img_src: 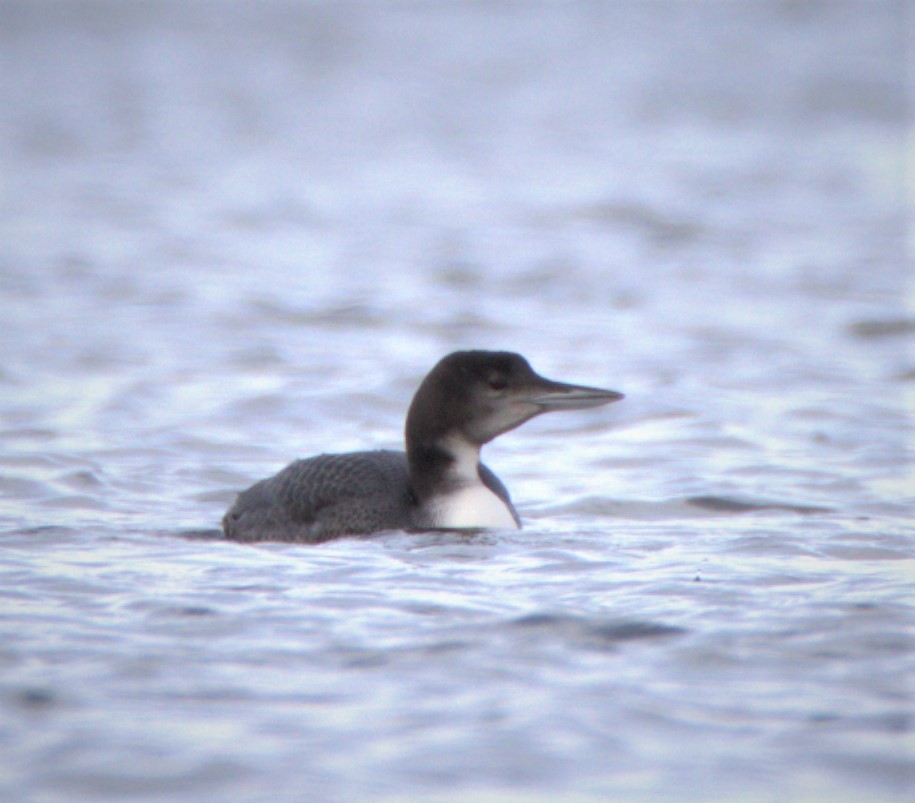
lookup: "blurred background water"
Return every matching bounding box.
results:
[1,1,912,800]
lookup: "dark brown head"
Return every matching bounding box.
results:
[405,351,623,451]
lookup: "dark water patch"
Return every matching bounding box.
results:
[510,612,685,650]
[686,495,832,515]
[339,648,390,669]
[848,318,915,340]
[538,495,834,521]
[566,201,704,246]
[418,639,472,657]
[42,759,254,802]
[0,427,59,442]
[59,469,106,491]
[175,528,225,541]
[532,496,675,520]
[176,605,218,617]
[8,687,58,711]
[4,525,75,539]
[221,584,290,594]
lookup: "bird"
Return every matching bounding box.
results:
[223,350,623,542]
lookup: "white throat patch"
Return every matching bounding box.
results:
[428,437,520,530]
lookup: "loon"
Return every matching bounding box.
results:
[223,350,623,543]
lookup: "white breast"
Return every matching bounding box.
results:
[431,484,520,530]
[425,435,520,530]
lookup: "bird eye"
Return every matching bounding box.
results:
[488,375,508,391]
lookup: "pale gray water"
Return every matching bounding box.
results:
[1,1,912,800]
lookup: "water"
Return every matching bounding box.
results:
[1,1,912,800]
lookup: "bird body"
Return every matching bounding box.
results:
[223,351,622,542]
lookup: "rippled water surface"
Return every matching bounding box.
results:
[1,1,912,800]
